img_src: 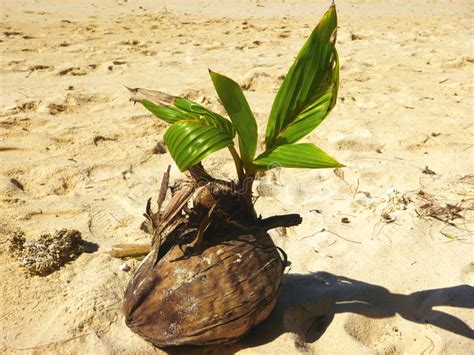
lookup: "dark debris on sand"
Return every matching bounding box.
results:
[7,229,85,276]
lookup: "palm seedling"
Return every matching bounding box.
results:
[123,4,341,347]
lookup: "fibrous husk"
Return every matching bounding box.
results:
[122,172,297,346]
[124,227,283,346]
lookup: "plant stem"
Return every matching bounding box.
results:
[242,173,257,219]
[228,146,256,219]
[228,145,245,184]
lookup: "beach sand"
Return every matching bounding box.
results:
[1,0,473,353]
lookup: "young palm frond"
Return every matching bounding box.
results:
[123,4,342,347]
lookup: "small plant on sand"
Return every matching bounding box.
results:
[123,4,341,347]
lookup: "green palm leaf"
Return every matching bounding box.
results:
[265,5,338,149]
[129,87,235,138]
[128,87,236,171]
[173,97,235,138]
[142,99,189,124]
[253,143,343,170]
[209,70,258,168]
[273,49,339,147]
[164,121,234,171]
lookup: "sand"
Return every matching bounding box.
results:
[1,0,473,353]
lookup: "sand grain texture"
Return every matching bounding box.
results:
[1,0,473,354]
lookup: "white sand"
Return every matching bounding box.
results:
[1,0,473,353]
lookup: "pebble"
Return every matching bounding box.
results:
[120,263,131,272]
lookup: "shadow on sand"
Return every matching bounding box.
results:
[166,272,473,354]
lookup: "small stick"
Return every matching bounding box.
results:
[325,229,362,244]
[108,243,151,258]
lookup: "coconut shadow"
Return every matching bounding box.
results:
[163,272,473,354]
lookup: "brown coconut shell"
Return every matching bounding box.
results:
[122,171,301,347]
[123,227,284,346]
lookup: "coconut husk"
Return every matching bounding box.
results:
[123,167,301,346]
[124,227,283,345]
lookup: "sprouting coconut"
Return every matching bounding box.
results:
[122,4,342,347]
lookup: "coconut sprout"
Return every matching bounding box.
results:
[122,4,341,347]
